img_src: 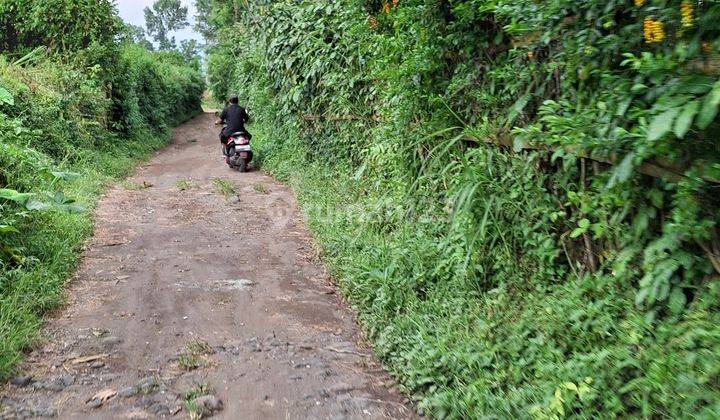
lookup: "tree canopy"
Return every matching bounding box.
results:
[143,0,189,50]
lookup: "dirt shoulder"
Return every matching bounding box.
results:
[0,113,413,419]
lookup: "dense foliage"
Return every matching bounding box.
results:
[202,0,720,417]
[144,0,190,50]
[0,0,121,53]
[0,1,203,378]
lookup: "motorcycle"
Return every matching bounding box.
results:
[215,110,253,172]
[223,131,253,172]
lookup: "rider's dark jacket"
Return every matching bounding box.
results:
[220,104,249,140]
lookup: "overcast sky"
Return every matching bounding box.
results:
[116,0,201,45]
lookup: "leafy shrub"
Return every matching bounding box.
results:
[112,45,204,135]
[202,0,720,417]
[0,0,121,54]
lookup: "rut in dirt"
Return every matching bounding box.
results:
[0,113,414,419]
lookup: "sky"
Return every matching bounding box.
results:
[116,0,201,45]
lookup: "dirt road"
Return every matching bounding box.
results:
[1,113,413,419]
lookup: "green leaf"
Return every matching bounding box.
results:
[631,83,647,93]
[673,100,699,138]
[0,224,20,234]
[668,287,686,314]
[696,84,720,129]
[51,171,81,181]
[570,227,585,238]
[607,152,635,188]
[24,199,52,211]
[578,218,590,229]
[507,93,530,124]
[0,188,33,203]
[0,86,13,105]
[563,382,578,392]
[57,203,85,214]
[647,107,680,141]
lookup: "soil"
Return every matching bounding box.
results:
[0,113,414,419]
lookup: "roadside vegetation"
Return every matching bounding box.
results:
[178,340,214,371]
[212,177,236,197]
[0,1,203,378]
[200,0,720,417]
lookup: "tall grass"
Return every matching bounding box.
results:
[249,115,720,417]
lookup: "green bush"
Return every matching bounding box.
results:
[0,0,121,54]
[202,0,720,417]
[112,45,204,135]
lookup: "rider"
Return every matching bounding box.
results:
[216,94,250,153]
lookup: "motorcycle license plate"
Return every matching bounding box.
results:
[235,145,252,151]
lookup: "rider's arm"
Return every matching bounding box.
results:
[215,110,225,126]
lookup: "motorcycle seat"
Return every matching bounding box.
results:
[231,132,247,137]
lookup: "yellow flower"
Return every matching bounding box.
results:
[643,18,665,44]
[392,0,399,8]
[653,20,665,42]
[643,18,654,43]
[527,51,534,59]
[680,2,693,28]
[382,1,390,14]
[634,0,645,7]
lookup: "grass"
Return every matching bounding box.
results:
[176,179,199,191]
[178,339,213,371]
[212,178,235,197]
[253,183,268,194]
[249,120,720,417]
[183,382,213,420]
[120,180,152,190]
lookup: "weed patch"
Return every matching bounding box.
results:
[253,183,268,194]
[212,178,235,197]
[120,180,150,190]
[176,179,199,191]
[178,340,213,371]
[183,382,213,420]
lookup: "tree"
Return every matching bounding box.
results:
[124,24,146,43]
[194,0,241,44]
[179,39,203,67]
[119,24,154,50]
[194,0,216,42]
[144,0,188,50]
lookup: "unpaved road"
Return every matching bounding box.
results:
[1,113,413,419]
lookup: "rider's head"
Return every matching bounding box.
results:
[228,94,239,104]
